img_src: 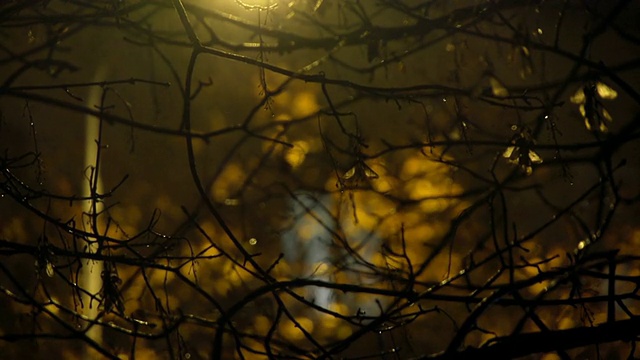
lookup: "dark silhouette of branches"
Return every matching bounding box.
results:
[1,0,640,359]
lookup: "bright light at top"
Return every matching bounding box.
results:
[231,0,278,11]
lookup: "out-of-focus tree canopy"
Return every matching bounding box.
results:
[1,0,639,359]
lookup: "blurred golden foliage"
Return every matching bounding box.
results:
[0,1,639,359]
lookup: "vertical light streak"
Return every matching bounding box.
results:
[78,65,106,356]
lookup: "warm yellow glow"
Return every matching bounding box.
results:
[557,317,575,330]
[254,315,271,334]
[577,240,587,250]
[280,317,314,340]
[210,163,245,202]
[213,278,233,296]
[336,325,353,339]
[196,220,218,247]
[284,140,309,168]
[328,302,349,315]
[271,259,293,282]
[232,0,278,11]
[372,176,394,193]
[318,313,340,335]
[401,153,454,178]
[570,88,585,104]
[271,89,320,121]
[290,91,320,118]
[310,261,330,275]
[490,76,509,97]
[540,354,563,360]
[596,82,618,99]
[80,65,106,349]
